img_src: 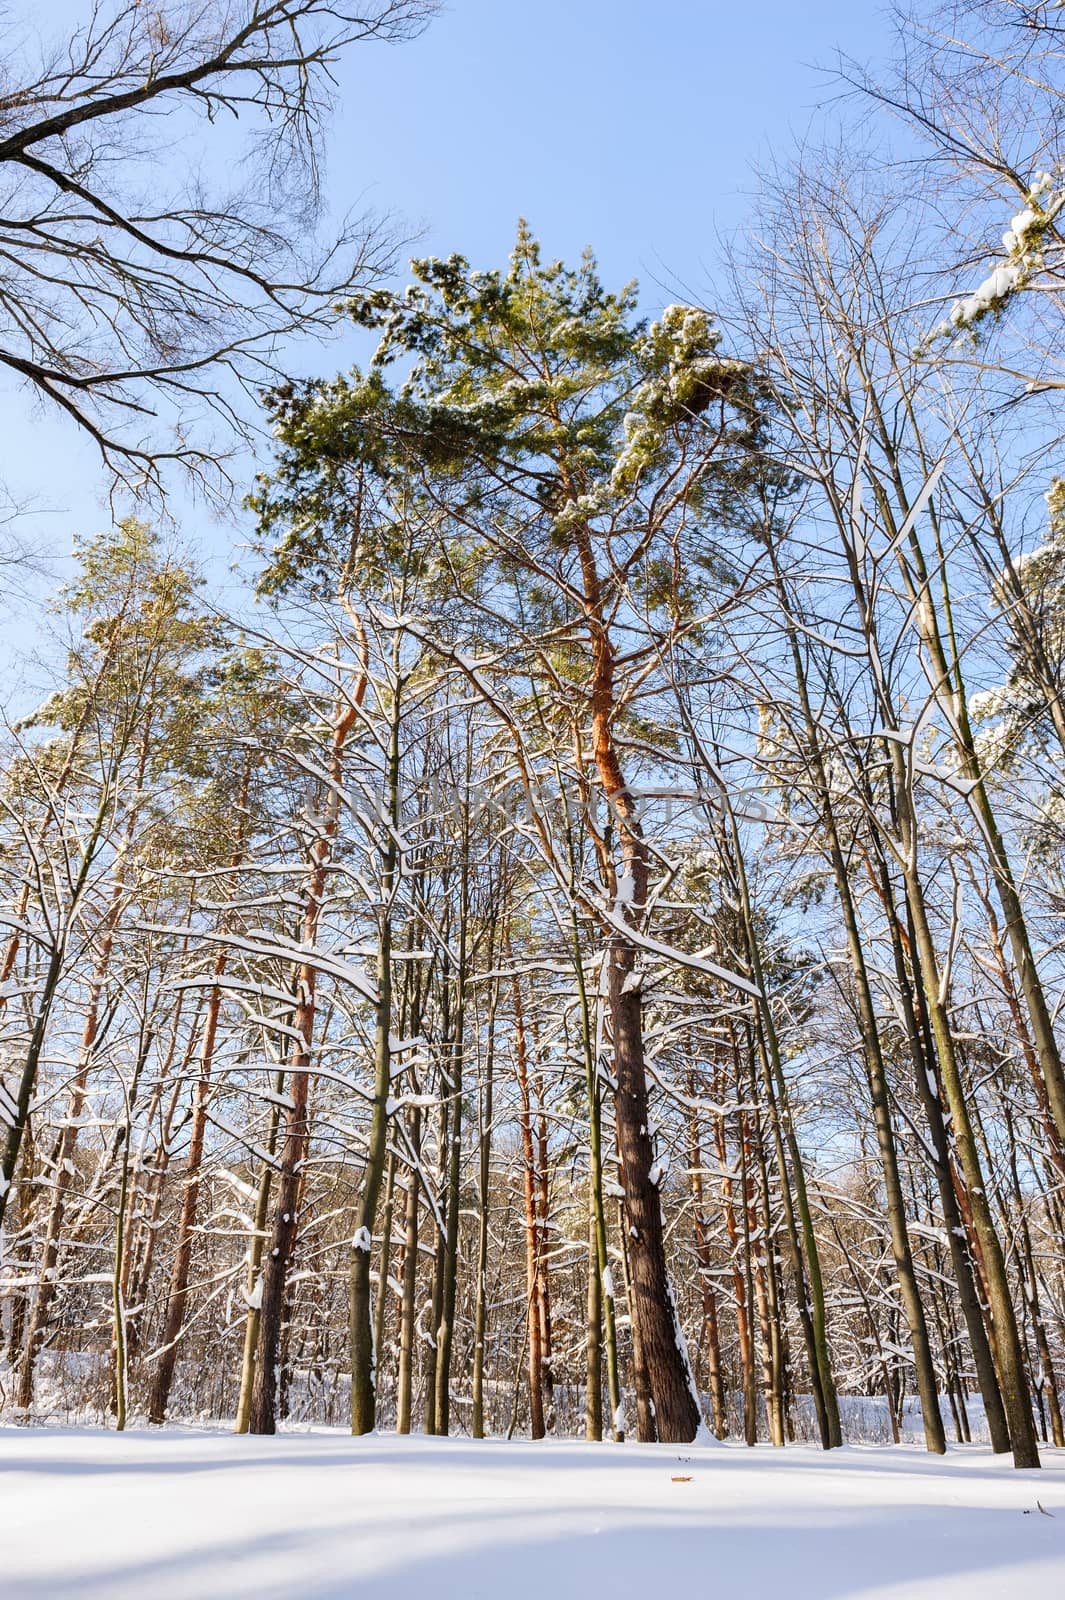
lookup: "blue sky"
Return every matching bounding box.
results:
[329,0,892,295]
[0,0,895,686]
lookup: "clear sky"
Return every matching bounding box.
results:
[327,0,892,293]
[0,0,896,686]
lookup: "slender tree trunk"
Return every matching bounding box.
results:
[867,852,1013,1454]
[235,1065,286,1432]
[585,1207,603,1440]
[148,964,227,1420]
[472,979,497,1440]
[771,586,944,1448]
[0,615,129,1229]
[249,670,360,1433]
[895,501,1065,1160]
[714,1093,755,1444]
[901,852,1040,1468]
[373,1151,398,1411]
[512,968,546,1440]
[396,1103,422,1436]
[120,976,199,1362]
[0,777,117,1237]
[737,1107,760,1447]
[723,809,840,1449]
[124,1075,185,1363]
[1003,1104,1064,1449]
[688,1088,727,1440]
[149,764,250,1423]
[432,852,468,1437]
[111,1095,135,1431]
[572,926,622,1440]
[17,802,135,1411]
[351,664,402,1435]
[423,1087,448,1437]
[744,1091,786,1447]
[815,799,944,1451]
[535,1069,555,1425]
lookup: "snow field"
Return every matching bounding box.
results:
[4,1428,1065,1598]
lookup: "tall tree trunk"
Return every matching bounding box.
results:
[432,849,468,1437]
[900,849,1040,1468]
[124,1075,185,1363]
[577,518,704,1443]
[149,836,249,1422]
[736,1103,760,1446]
[720,800,840,1449]
[608,934,703,1441]
[248,662,361,1434]
[714,1088,755,1443]
[472,979,497,1440]
[351,662,402,1435]
[17,794,136,1411]
[881,863,1013,1455]
[535,1068,555,1426]
[512,967,546,1440]
[423,1087,448,1437]
[889,487,1065,1161]
[396,1104,422,1436]
[373,1152,398,1411]
[235,1065,286,1433]
[585,1207,603,1441]
[770,568,944,1447]
[0,612,129,1229]
[1002,1104,1064,1449]
[743,1086,786,1447]
[572,921,622,1440]
[149,763,251,1423]
[688,1087,727,1440]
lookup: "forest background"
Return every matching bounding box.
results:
[3,0,1065,1479]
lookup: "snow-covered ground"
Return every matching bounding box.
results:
[5,1428,1065,1598]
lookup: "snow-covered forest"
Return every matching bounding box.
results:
[4,3,1065,1594]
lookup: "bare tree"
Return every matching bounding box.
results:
[0,1,435,496]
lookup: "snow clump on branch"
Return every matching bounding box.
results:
[610,304,747,491]
[928,171,1065,341]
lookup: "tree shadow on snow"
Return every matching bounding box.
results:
[8,1490,1064,1599]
